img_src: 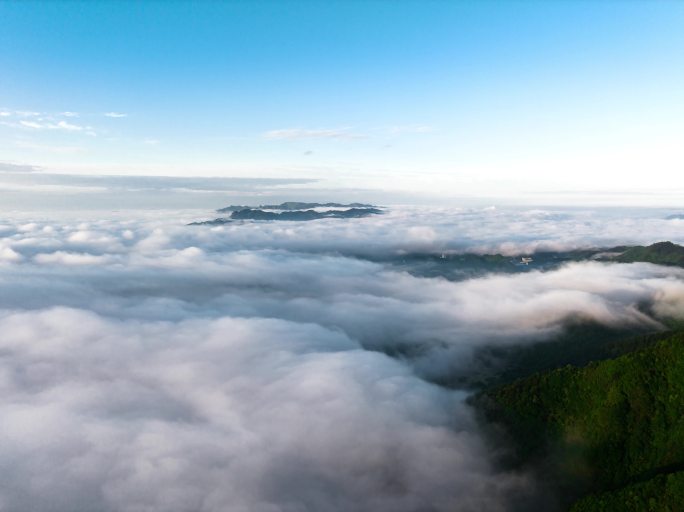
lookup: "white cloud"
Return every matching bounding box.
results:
[388,125,433,134]
[0,307,527,511]
[0,162,42,173]
[15,110,41,117]
[263,127,366,140]
[19,120,43,129]
[178,207,684,258]
[56,120,83,131]
[0,246,22,263]
[33,251,113,266]
[104,112,127,118]
[18,119,85,132]
[14,141,86,154]
[1,110,80,119]
[0,208,682,510]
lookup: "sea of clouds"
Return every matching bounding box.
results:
[1,206,684,511]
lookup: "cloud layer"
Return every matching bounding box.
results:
[0,308,528,512]
[0,208,683,510]
[185,206,684,257]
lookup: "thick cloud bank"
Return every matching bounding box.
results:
[185,206,684,256]
[0,309,526,512]
[0,207,683,511]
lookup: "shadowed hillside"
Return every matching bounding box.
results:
[477,331,684,510]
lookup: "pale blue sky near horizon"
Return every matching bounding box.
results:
[1,1,684,201]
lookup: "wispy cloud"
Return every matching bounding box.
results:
[19,119,85,132]
[143,138,160,145]
[263,128,366,140]
[15,110,41,117]
[388,125,433,134]
[56,120,84,132]
[104,112,127,118]
[0,109,99,137]
[14,140,86,154]
[0,209,683,510]
[18,120,43,129]
[1,110,82,120]
[0,161,42,173]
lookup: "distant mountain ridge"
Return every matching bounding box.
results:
[190,202,383,224]
[230,207,383,221]
[217,202,375,213]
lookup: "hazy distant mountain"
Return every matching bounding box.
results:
[188,218,232,226]
[217,202,376,213]
[230,207,382,220]
[190,207,383,224]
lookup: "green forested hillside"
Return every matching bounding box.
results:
[463,324,667,390]
[615,241,684,266]
[479,331,684,509]
[571,471,684,512]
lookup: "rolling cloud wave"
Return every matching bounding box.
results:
[0,208,683,510]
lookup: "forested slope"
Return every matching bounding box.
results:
[478,331,684,509]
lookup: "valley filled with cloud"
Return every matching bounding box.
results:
[0,206,683,511]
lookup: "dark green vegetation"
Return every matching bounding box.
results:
[477,331,684,510]
[229,207,382,220]
[216,201,375,212]
[380,250,607,281]
[189,207,383,224]
[191,202,383,223]
[369,242,684,282]
[459,325,668,390]
[571,471,684,512]
[615,241,684,267]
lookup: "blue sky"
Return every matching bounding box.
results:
[1,1,684,199]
